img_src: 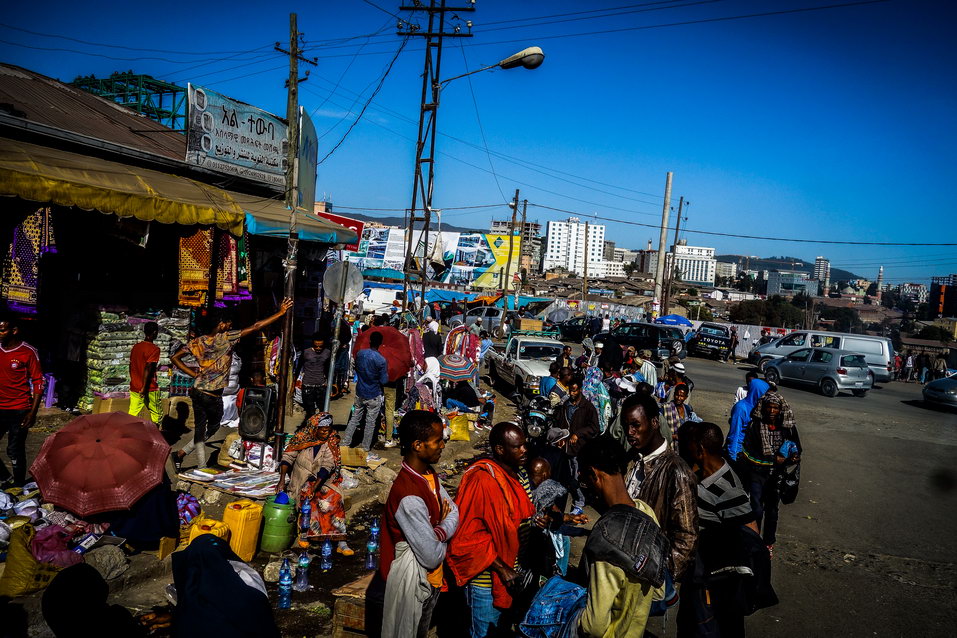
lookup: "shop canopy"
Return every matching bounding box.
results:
[0,138,357,244]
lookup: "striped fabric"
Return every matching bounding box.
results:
[472,468,535,588]
[696,462,755,529]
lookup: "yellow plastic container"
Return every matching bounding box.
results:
[186,517,231,546]
[222,499,264,562]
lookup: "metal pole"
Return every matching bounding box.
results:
[517,198,527,304]
[323,252,350,413]
[654,172,673,314]
[274,13,301,452]
[663,196,684,315]
[582,221,589,300]
[502,189,519,306]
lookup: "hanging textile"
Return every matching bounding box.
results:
[1,207,56,313]
[177,228,239,307]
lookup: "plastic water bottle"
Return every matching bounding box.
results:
[365,533,379,571]
[370,516,380,540]
[300,500,311,534]
[320,539,333,572]
[293,548,311,592]
[277,558,292,609]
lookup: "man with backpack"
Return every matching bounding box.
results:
[576,436,669,637]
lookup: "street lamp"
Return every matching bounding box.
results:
[403,44,544,314]
[440,46,545,85]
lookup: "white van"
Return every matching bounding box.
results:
[748,330,894,383]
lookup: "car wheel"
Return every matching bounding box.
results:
[765,368,781,386]
[493,326,506,339]
[757,358,772,372]
[820,378,838,397]
[671,340,684,355]
[852,389,868,397]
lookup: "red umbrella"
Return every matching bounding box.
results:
[352,326,412,383]
[30,412,170,517]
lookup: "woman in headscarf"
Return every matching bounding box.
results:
[276,412,353,555]
[726,377,770,460]
[582,365,611,434]
[741,391,801,552]
[660,382,699,448]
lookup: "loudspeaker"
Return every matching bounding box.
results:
[239,386,276,442]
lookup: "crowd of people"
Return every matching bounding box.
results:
[894,350,949,383]
[336,314,800,638]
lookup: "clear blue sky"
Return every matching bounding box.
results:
[3,0,955,284]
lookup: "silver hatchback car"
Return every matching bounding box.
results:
[764,347,873,397]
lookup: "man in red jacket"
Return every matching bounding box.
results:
[377,410,458,638]
[0,317,44,488]
[447,422,536,638]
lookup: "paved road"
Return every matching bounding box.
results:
[675,355,957,637]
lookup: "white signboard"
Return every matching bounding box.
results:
[186,84,287,186]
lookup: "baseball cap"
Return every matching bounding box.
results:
[640,349,653,359]
[546,427,570,444]
[672,362,686,374]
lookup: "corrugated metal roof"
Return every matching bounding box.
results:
[0,64,185,161]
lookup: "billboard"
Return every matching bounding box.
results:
[297,107,317,213]
[344,228,520,289]
[186,84,287,186]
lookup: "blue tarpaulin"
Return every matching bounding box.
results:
[655,314,693,327]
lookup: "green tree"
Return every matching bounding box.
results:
[687,287,698,297]
[818,306,860,332]
[682,303,713,321]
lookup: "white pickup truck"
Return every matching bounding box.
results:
[484,334,565,399]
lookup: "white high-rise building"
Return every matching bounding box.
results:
[670,242,716,286]
[542,217,606,276]
[715,261,737,280]
[814,256,831,282]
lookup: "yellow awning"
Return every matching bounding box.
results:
[0,138,245,235]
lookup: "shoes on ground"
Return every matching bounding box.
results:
[383,440,398,448]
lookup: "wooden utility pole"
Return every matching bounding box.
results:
[518,198,527,301]
[654,172,673,315]
[273,13,315,452]
[582,221,590,300]
[663,196,685,315]
[502,188,520,304]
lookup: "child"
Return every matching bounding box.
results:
[528,458,588,577]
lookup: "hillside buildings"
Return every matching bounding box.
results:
[541,217,627,278]
[767,270,814,296]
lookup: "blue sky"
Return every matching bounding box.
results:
[3,0,955,284]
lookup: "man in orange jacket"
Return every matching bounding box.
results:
[447,422,536,637]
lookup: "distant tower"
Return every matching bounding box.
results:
[876,266,884,302]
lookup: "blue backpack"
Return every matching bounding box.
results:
[519,576,587,638]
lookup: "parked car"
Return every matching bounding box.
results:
[922,376,957,409]
[687,322,733,360]
[557,316,590,342]
[764,347,872,397]
[485,334,565,399]
[748,330,894,383]
[594,322,686,362]
[450,306,509,338]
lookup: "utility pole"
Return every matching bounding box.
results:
[654,172,673,316]
[399,0,474,315]
[518,198,527,302]
[502,188,520,305]
[663,197,685,315]
[582,221,590,300]
[273,13,316,452]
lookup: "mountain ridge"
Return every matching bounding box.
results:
[715,255,862,282]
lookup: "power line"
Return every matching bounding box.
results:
[0,22,271,56]
[309,0,894,60]
[334,203,503,212]
[317,37,410,165]
[360,0,402,20]
[0,38,274,64]
[527,203,957,246]
[458,43,509,204]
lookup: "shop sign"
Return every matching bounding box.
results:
[317,212,364,251]
[186,84,287,186]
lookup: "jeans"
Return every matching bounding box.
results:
[747,465,780,545]
[129,390,163,424]
[301,384,327,421]
[343,394,383,451]
[419,586,441,637]
[0,409,29,484]
[465,583,504,638]
[180,388,224,467]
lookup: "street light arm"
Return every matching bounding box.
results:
[440,62,499,86]
[439,46,544,86]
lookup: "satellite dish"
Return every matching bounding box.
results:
[323,261,363,304]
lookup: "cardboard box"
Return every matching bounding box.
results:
[513,318,543,332]
[92,397,131,414]
[340,447,369,468]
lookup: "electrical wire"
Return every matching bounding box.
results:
[458,43,510,204]
[361,0,403,20]
[168,52,279,85]
[317,37,410,165]
[0,22,272,56]
[0,38,276,64]
[309,0,894,59]
[528,203,957,246]
[334,203,504,212]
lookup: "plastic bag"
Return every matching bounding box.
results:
[0,523,61,597]
[449,414,470,442]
